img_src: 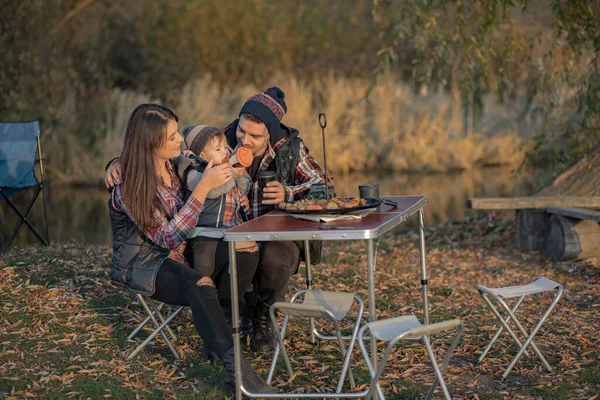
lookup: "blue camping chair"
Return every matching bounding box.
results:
[0,121,50,251]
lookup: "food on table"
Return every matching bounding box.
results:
[343,198,360,208]
[325,201,340,209]
[306,204,322,211]
[277,197,368,211]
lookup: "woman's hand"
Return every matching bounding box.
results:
[105,159,122,188]
[190,157,233,203]
[202,158,233,190]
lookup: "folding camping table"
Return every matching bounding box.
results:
[224,195,430,399]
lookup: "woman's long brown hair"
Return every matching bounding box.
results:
[120,104,178,233]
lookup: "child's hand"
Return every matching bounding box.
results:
[239,195,250,213]
[232,166,247,176]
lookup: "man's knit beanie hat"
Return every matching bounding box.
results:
[239,86,287,136]
[182,125,224,156]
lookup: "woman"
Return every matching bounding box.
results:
[107,103,276,394]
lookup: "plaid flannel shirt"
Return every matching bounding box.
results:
[221,185,245,228]
[112,161,203,265]
[249,138,330,219]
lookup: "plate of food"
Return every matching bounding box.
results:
[275,197,382,214]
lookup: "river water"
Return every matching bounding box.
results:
[1,167,532,247]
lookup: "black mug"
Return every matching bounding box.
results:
[257,171,277,192]
[308,183,328,200]
[359,183,379,199]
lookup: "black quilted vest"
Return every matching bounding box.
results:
[107,195,171,295]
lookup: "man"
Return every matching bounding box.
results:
[224,87,331,352]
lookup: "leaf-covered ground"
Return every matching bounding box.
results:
[1,216,599,399]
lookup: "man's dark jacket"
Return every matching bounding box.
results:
[224,119,323,265]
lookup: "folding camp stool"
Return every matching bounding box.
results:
[358,315,463,400]
[266,289,364,393]
[476,277,563,378]
[127,294,185,360]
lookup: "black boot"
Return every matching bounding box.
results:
[240,282,256,337]
[201,344,221,363]
[220,305,253,345]
[239,301,254,338]
[250,301,277,352]
[221,347,278,394]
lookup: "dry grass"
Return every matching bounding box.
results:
[257,73,525,174]
[44,88,152,183]
[46,73,528,182]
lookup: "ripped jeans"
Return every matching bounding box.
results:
[150,259,233,358]
[189,238,259,311]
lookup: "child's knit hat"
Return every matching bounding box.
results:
[182,125,223,156]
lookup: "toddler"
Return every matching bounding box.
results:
[178,125,258,279]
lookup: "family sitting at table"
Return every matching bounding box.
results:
[105,87,331,394]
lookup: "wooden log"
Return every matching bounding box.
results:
[542,215,600,260]
[546,207,600,223]
[515,209,550,250]
[578,220,600,260]
[466,196,600,210]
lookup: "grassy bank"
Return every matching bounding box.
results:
[2,216,598,399]
[46,74,526,184]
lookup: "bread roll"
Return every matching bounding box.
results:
[341,199,360,208]
[326,201,340,209]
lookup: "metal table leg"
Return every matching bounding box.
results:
[304,239,316,343]
[418,209,429,325]
[228,242,242,400]
[366,238,377,369]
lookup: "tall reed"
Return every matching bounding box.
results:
[47,73,526,182]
